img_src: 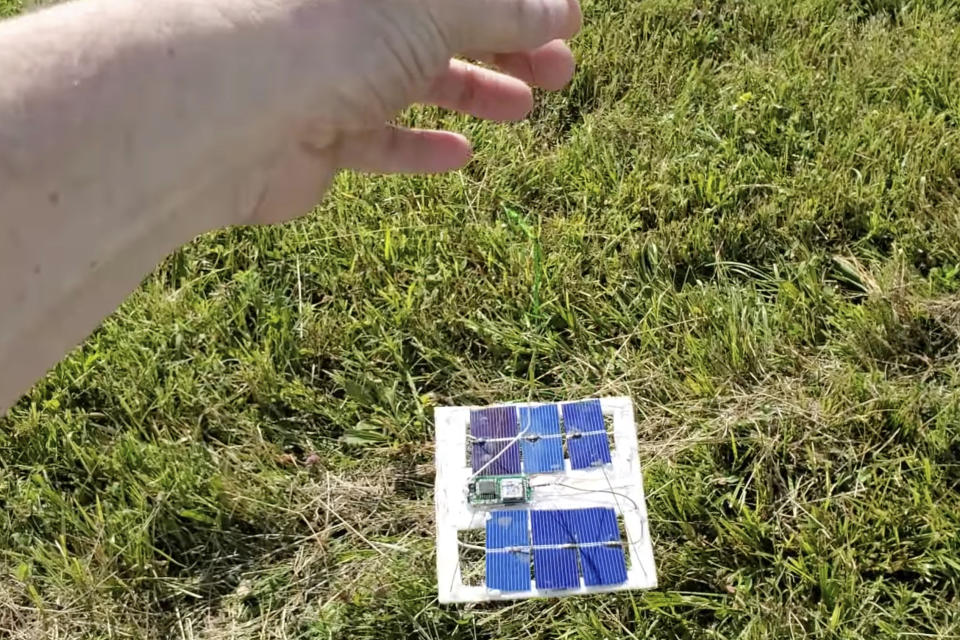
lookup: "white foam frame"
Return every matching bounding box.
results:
[434,396,657,603]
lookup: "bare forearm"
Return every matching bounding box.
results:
[0,0,282,411]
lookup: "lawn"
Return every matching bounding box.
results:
[2,0,960,637]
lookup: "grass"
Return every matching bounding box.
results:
[2,0,960,637]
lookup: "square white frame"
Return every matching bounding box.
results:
[434,396,657,603]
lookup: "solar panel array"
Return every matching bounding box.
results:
[484,507,629,592]
[469,400,613,476]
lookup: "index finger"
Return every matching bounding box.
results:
[436,0,582,53]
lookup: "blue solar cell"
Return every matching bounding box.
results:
[470,406,518,439]
[521,436,564,474]
[519,404,562,437]
[533,548,579,590]
[579,545,628,586]
[472,440,521,475]
[486,510,529,549]
[530,509,575,546]
[486,550,531,592]
[566,507,620,543]
[567,433,612,469]
[561,399,605,434]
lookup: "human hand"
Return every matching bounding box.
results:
[0,0,579,411]
[183,0,581,225]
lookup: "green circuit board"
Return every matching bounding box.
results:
[467,475,531,505]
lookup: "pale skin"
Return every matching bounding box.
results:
[0,0,582,413]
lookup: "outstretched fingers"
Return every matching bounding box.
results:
[336,126,472,174]
[474,39,576,91]
[424,60,534,120]
[337,0,583,177]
